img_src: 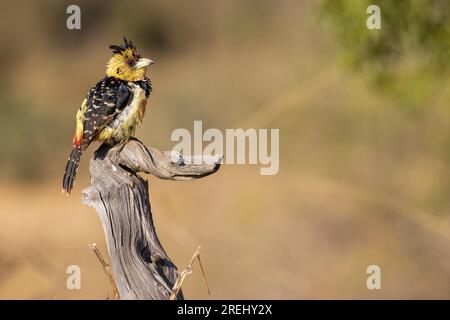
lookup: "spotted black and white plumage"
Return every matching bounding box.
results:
[63,37,155,194]
[80,76,151,147]
[62,76,151,194]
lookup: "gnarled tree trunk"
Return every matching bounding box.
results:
[81,138,221,300]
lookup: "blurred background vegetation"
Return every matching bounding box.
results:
[0,0,450,299]
[319,0,450,112]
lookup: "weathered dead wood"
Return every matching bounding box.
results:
[81,138,221,300]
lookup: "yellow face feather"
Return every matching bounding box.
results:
[106,37,154,82]
[106,48,148,81]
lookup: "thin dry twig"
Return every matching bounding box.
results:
[89,243,120,300]
[170,246,210,300]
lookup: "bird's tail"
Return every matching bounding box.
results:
[62,146,83,194]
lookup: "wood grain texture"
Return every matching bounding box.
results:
[81,138,221,300]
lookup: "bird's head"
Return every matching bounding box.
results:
[106,37,154,81]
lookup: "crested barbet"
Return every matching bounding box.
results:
[62,37,154,194]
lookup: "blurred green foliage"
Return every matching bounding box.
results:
[0,98,67,181]
[318,0,450,112]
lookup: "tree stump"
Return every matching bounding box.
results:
[81,138,221,300]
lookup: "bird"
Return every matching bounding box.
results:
[62,37,154,194]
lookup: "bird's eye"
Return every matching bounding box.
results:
[116,67,121,74]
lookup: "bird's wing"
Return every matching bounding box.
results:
[75,77,132,150]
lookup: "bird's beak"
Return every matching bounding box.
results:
[133,58,155,69]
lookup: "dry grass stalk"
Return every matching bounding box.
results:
[89,243,120,300]
[170,246,210,300]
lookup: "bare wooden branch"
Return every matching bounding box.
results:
[81,138,221,300]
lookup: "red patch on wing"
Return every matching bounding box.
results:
[73,133,82,147]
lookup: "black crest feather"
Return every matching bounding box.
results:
[109,36,136,54]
